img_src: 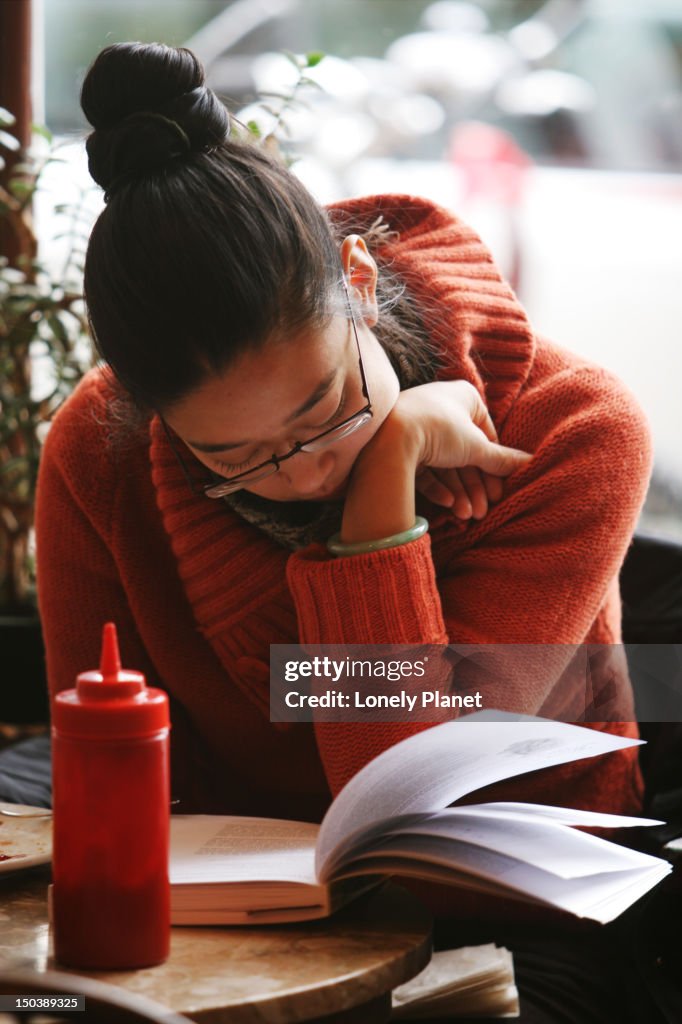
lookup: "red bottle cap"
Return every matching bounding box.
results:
[53,623,169,739]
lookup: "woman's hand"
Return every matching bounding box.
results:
[340,380,531,544]
[416,464,504,519]
[394,381,531,517]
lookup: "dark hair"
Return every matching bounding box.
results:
[81,42,436,419]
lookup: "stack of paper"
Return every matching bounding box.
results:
[392,944,519,1019]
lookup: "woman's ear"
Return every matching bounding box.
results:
[340,234,379,326]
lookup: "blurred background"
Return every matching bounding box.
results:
[21,0,682,538]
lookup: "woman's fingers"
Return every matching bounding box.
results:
[483,472,504,503]
[464,386,532,476]
[416,468,456,509]
[417,467,493,520]
[417,460,523,520]
[408,380,532,514]
[472,435,533,477]
[416,469,469,517]
[452,468,504,513]
[473,400,498,444]
[457,466,489,519]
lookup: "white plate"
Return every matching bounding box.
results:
[0,805,52,873]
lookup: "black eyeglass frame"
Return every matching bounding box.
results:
[160,281,372,499]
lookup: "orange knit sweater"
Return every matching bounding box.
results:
[36,194,651,826]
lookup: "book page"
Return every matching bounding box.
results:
[338,834,670,923]
[458,802,663,828]
[170,815,319,886]
[349,809,664,880]
[316,713,641,876]
[322,800,663,880]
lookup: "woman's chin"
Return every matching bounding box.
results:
[310,480,347,502]
[247,478,348,503]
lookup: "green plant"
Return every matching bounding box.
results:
[0,109,91,612]
[239,50,325,157]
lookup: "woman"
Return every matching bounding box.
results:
[35,43,664,1022]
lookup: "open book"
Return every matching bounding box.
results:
[170,713,671,925]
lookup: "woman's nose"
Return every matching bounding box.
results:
[280,448,336,496]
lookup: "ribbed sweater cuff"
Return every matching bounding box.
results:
[286,533,448,644]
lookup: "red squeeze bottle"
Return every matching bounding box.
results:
[51,622,170,969]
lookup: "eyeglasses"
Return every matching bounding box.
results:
[161,283,373,499]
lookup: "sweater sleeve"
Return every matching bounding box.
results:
[36,404,142,698]
[35,382,216,810]
[286,364,653,794]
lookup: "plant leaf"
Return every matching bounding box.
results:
[282,50,303,70]
[0,455,31,477]
[9,161,36,176]
[0,107,16,127]
[299,77,324,91]
[306,52,325,67]
[47,314,69,346]
[256,90,292,101]
[0,129,20,152]
[8,179,34,199]
[31,123,53,144]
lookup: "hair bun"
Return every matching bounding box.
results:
[81,42,230,193]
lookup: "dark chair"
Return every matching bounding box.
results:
[605,534,682,1024]
[620,532,682,646]
[619,532,682,840]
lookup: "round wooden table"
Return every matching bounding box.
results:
[0,867,432,1023]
